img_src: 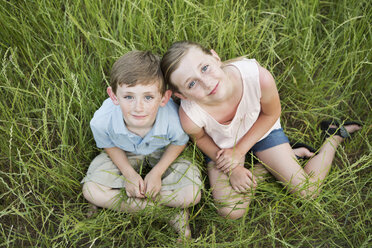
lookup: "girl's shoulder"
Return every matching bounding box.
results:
[224,57,259,80]
[178,105,203,135]
[223,56,257,66]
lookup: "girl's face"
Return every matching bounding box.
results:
[170,47,228,104]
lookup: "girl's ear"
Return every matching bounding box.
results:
[174,92,187,100]
[210,49,221,62]
[107,87,119,105]
[160,90,172,107]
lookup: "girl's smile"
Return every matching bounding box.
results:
[208,82,219,96]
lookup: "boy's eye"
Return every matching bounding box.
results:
[145,96,154,100]
[201,65,209,72]
[188,81,196,89]
[124,96,133,100]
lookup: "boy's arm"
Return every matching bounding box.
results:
[144,143,186,197]
[104,147,145,198]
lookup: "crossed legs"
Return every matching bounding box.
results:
[82,181,201,238]
[207,162,264,219]
[256,123,361,197]
[209,123,361,218]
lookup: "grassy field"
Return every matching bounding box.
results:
[0,0,371,247]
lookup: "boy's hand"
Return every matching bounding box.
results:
[229,166,257,193]
[125,171,145,198]
[216,148,245,173]
[144,169,162,199]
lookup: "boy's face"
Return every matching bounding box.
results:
[108,80,171,136]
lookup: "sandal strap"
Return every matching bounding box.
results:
[325,126,350,139]
[338,126,351,138]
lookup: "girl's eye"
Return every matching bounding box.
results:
[145,96,154,100]
[188,81,196,89]
[201,65,209,72]
[124,96,133,100]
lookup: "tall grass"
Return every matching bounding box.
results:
[0,0,371,247]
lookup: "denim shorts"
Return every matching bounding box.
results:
[204,128,289,163]
[251,128,289,153]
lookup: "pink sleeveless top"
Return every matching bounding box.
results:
[180,58,281,149]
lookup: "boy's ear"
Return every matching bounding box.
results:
[160,90,172,107]
[174,92,187,100]
[107,87,119,105]
[210,49,221,62]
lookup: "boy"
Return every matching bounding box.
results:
[82,51,202,238]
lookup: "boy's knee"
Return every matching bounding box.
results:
[217,207,245,220]
[82,181,112,203]
[183,185,201,207]
[82,181,95,201]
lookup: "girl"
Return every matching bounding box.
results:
[160,41,362,219]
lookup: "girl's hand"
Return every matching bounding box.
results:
[125,171,145,198]
[216,148,245,173]
[229,166,257,193]
[144,169,162,199]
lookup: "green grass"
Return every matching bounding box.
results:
[0,0,371,247]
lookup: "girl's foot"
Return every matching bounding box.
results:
[169,209,191,242]
[290,141,317,159]
[320,120,362,142]
[293,147,315,158]
[329,123,362,142]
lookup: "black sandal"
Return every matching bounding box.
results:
[319,120,362,139]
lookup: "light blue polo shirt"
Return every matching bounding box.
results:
[90,98,189,155]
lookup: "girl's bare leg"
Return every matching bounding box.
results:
[208,162,254,219]
[256,124,361,197]
[248,146,314,182]
[303,124,361,181]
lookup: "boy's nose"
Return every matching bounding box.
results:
[134,100,144,112]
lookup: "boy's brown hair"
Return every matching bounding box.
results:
[110,51,164,94]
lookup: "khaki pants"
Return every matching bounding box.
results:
[81,150,202,191]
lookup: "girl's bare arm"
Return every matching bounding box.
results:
[229,64,281,157]
[179,107,220,161]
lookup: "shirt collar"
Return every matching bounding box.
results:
[112,105,131,135]
[149,105,168,137]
